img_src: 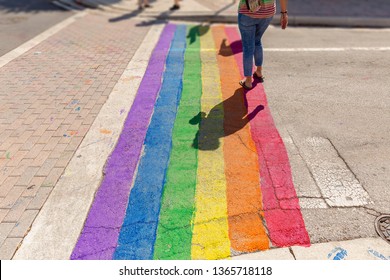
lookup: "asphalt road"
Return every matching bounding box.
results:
[262,25,390,244]
[0,0,74,56]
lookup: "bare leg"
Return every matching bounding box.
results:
[144,0,151,8]
[255,66,262,77]
[170,0,180,10]
[240,76,252,88]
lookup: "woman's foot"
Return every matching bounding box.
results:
[253,71,264,83]
[144,4,152,8]
[239,78,252,90]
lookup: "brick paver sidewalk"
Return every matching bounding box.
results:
[0,10,149,259]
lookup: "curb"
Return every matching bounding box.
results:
[59,1,390,28]
[138,12,390,28]
[287,15,390,28]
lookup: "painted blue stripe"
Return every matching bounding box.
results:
[113,25,187,260]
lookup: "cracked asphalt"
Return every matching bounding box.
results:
[263,25,390,243]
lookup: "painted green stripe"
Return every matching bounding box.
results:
[153,26,202,260]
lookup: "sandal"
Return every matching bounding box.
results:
[239,80,252,90]
[253,72,264,83]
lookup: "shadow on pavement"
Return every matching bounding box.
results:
[0,0,67,13]
[187,25,209,44]
[109,9,144,22]
[135,16,168,27]
[190,88,264,151]
[108,0,160,23]
[219,38,242,56]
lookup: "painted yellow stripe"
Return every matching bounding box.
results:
[191,27,231,260]
[214,25,270,252]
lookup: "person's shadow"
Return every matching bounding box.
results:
[190,88,264,151]
[187,25,210,45]
[219,39,242,56]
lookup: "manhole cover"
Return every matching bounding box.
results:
[375,215,390,245]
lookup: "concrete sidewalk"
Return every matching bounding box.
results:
[70,0,390,27]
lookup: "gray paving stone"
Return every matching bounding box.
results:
[9,210,39,238]
[0,238,22,260]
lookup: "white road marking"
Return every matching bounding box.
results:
[201,47,390,53]
[264,47,390,52]
[13,24,165,260]
[296,137,371,207]
[279,131,328,209]
[0,12,86,69]
[298,197,329,209]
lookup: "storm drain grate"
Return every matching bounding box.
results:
[375,215,390,245]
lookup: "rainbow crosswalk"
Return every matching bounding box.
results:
[70,24,310,260]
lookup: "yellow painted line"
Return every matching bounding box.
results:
[213,26,270,252]
[191,27,231,260]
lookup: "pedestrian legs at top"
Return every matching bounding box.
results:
[237,0,288,90]
[238,14,272,89]
[138,0,152,10]
[170,0,180,10]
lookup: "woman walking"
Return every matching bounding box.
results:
[238,0,288,90]
[170,0,180,10]
[138,0,152,10]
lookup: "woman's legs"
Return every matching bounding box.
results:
[138,0,151,9]
[238,14,256,88]
[254,17,273,77]
[170,0,180,10]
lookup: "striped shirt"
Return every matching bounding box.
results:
[238,0,276,18]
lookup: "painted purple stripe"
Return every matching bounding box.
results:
[70,24,176,260]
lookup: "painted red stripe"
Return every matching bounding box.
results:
[224,26,310,247]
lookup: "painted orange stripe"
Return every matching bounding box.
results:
[211,25,270,253]
[224,26,311,248]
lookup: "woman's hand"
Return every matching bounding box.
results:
[280,12,288,29]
